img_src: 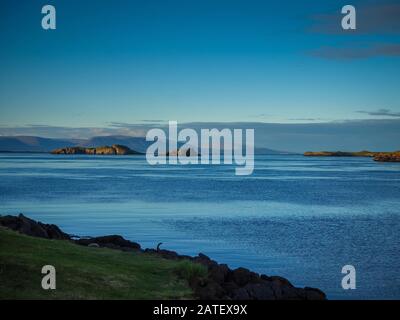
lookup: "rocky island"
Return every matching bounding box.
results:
[51,144,142,155]
[0,214,326,300]
[304,150,400,162]
[165,147,199,157]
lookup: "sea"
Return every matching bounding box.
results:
[0,153,399,299]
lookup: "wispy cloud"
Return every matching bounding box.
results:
[311,44,400,59]
[357,108,400,117]
[287,118,329,121]
[309,2,400,60]
[139,119,167,123]
[108,121,166,128]
[309,3,400,35]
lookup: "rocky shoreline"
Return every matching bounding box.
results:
[0,214,326,300]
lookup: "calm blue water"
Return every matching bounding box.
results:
[0,153,399,299]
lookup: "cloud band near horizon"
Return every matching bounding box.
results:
[1,118,400,153]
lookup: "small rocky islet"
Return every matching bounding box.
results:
[304,150,400,162]
[51,144,142,155]
[373,151,400,162]
[50,144,199,157]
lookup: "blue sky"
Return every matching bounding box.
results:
[0,0,399,150]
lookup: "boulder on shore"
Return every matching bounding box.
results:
[75,235,141,251]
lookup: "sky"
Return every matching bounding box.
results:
[0,0,399,151]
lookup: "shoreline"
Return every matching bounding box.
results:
[0,214,326,300]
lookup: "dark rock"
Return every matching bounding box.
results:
[260,274,271,281]
[244,282,275,300]
[192,253,218,268]
[270,282,296,300]
[158,249,180,259]
[156,249,180,260]
[76,235,141,251]
[184,252,327,300]
[232,287,251,300]
[304,287,327,300]
[269,275,294,287]
[192,279,226,300]
[209,264,230,284]
[228,267,259,286]
[0,214,70,240]
[221,281,239,293]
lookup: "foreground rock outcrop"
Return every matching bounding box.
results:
[144,249,326,300]
[0,214,70,240]
[51,144,141,155]
[111,246,325,299]
[0,214,326,300]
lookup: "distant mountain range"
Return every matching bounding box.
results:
[0,136,82,153]
[0,135,294,155]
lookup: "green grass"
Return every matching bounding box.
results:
[0,227,200,299]
[174,260,208,281]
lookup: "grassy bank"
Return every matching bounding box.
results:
[0,227,203,299]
